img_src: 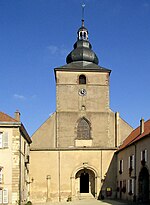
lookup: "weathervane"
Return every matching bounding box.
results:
[82,2,85,26]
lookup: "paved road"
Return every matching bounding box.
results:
[62,199,129,205]
[34,198,132,205]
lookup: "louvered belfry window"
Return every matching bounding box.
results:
[79,75,86,84]
[77,118,91,139]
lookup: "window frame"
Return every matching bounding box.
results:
[79,75,86,84]
[0,132,8,149]
[77,118,91,140]
[0,168,3,184]
[119,159,123,174]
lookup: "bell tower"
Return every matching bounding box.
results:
[54,17,113,148]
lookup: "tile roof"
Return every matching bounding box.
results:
[0,111,18,122]
[55,61,111,72]
[118,119,150,151]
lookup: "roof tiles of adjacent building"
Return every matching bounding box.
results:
[0,111,18,122]
[118,119,150,151]
[0,111,32,144]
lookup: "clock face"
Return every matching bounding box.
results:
[79,88,87,96]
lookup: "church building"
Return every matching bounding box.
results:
[30,19,133,203]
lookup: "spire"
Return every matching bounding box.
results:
[78,3,88,41]
[82,3,85,26]
[66,5,99,65]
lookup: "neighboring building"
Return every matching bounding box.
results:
[0,111,32,205]
[116,118,150,203]
[30,19,133,203]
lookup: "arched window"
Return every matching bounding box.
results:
[77,118,91,139]
[79,75,86,84]
[80,32,82,37]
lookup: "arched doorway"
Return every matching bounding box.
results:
[75,168,95,197]
[138,167,149,203]
[80,172,89,193]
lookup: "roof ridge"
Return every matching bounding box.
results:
[118,118,150,151]
[0,111,19,122]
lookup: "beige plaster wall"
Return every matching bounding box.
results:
[0,128,13,204]
[30,149,116,203]
[31,113,56,149]
[0,126,31,205]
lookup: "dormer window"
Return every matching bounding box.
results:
[79,75,86,84]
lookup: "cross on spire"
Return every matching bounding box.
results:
[82,2,85,27]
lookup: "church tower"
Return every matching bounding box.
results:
[30,16,133,203]
[55,19,115,148]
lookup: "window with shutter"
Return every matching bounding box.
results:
[119,160,123,173]
[128,155,134,170]
[129,179,132,193]
[132,179,134,194]
[132,155,135,169]
[2,132,8,148]
[3,188,8,204]
[0,169,2,184]
[0,189,2,204]
[127,180,130,193]
[141,149,148,163]
[0,133,2,148]
[145,149,148,162]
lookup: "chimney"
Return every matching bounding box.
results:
[15,110,21,121]
[140,118,144,134]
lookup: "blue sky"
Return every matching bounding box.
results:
[0,0,150,135]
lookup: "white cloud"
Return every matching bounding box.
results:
[14,94,26,100]
[47,45,69,57]
[13,94,37,101]
[47,45,59,55]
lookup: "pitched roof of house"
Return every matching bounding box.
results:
[0,111,18,122]
[118,119,150,151]
[0,111,32,143]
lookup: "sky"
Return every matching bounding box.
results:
[0,0,150,136]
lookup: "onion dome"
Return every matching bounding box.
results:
[66,20,99,65]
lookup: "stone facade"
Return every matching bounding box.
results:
[0,111,31,205]
[30,21,133,202]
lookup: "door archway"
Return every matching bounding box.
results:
[138,167,149,203]
[75,168,95,197]
[80,172,89,193]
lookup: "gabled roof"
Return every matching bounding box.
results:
[0,112,18,122]
[118,119,150,151]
